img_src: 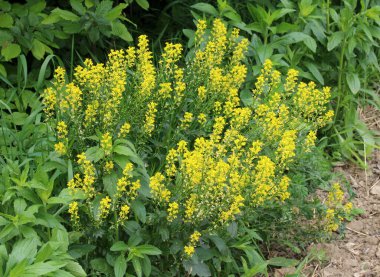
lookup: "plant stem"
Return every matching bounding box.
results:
[334,38,347,123]
[326,0,330,33]
[114,208,119,241]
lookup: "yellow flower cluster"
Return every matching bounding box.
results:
[167,202,179,222]
[144,102,158,136]
[99,196,111,220]
[68,201,79,223]
[324,183,353,232]
[184,230,201,257]
[100,132,112,156]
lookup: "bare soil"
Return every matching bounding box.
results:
[305,106,380,277]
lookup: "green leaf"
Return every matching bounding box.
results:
[346,73,360,95]
[106,3,127,20]
[0,13,13,28]
[1,43,21,61]
[114,254,127,277]
[7,238,38,270]
[85,146,104,162]
[29,1,46,13]
[31,39,46,60]
[327,32,344,51]
[304,62,324,84]
[64,261,86,277]
[240,89,253,106]
[365,7,380,21]
[24,261,65,276]
[51,8,80,21]
[191,3,218,16]
[303,37,316,52]
[112,21,133,42]
[267,257,299,267]
[136,0,149,10]
[111,241,129,252]
[134,245,162,256]
[41,13,61,24]
[132,258,142,277]
[70,0,86,15]
[183,260,211,277]
[103,173,118,199]
[90,258,113,275]
[131,201,146,223]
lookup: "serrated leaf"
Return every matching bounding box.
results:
[106,3,127,20]
[1,43,21,61]
[112,21,132,42]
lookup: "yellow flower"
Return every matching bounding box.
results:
[68,201,79,223]
[190,231,201,244]
[99,196,111,219]
[144,102,158,136]
[105,161,114,173]
[119,204,130,222]
[167,202,179,222]
[100,132,112,155]
[304,130,317,152]
[198,113,207,125]
[150,172,171,203]
[54,142,66,156]
[184,245,195,257]
[119,122,131,137]
[181,112,193,129]
[57,121,68,139]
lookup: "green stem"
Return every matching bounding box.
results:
[70,35,75,82]
[334,38,347,123]
[114,208,119,241]
[326,0,330,33]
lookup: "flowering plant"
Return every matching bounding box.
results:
[42,18,353,276]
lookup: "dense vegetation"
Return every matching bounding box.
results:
[0,0,378,276]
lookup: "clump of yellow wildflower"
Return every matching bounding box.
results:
[167,202,179,222]
[184,230,202,258]
[99,196,112,220]
[68,201,79,223]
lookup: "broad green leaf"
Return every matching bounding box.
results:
[112,21,132,42]
[90,258,113,275]
[106,3,127,20]
[70,0,86,15]
[114,254,127,277]
[31,39,46,60]
[132,258,142,277]
[85,146,104,162]
[136,0,149,10]
[131,201,146,223]
[1,43,21,61]
[35,243,54,263]
[7,238,38,270]
[183,260,211,277]
[134,245,162,256]
[64,261,86,277]
[52,8,80,21]
[305,62,324,84]
[24,261,65,276]
[346,73,360,94]
[240,89,253,106]
[29,1,46,13]
[327,32,344,51]
[191,3,218,16]
[303,37,316,52]
[41,13,61,24]
[0,13,13,28]
[141,255,151,277]
[111,241,129,252]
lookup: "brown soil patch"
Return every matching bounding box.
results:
[305,106,380,277]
